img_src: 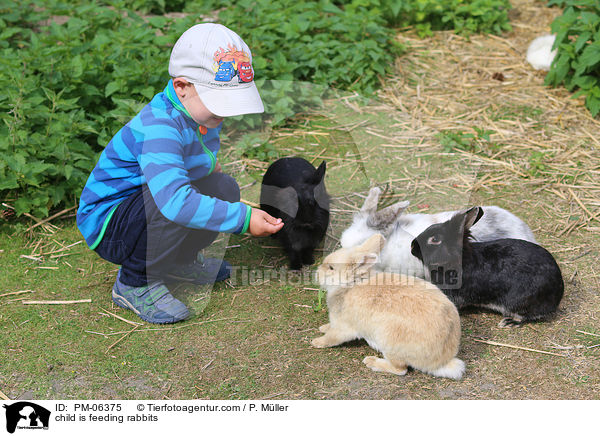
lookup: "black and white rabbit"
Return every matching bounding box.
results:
[260,157,330,270]
[410,207,564,327]
[340,187,538,278]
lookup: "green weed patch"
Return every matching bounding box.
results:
[546,0,600,117]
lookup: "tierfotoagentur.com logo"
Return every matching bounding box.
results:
[2,402,50,434]
[226,265,317,286]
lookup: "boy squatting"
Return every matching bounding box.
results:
[76,23,284,324]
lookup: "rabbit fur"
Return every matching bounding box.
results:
[340,187,537,278]
[312,234,465,380]
[260,157,330,270]
[411,207,564,327]
[526,34,557,71]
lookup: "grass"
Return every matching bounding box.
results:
[2,0,600,400]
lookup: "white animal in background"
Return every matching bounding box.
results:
[526,34,557,71]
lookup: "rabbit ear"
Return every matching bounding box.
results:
[463,206,484,231]
[261,185,298,217]
[410,238,422,260]
[367,200,409,230]
[360,187,382,212]
[359,233,386,254]
[309,161,327,184]
[352,252,379,277]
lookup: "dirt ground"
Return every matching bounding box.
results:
[2,0,599,402]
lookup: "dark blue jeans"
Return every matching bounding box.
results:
[94,172,241,286]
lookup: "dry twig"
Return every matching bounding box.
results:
[22,299,92,305]
[472,338,568,357]
[106,324,141,353]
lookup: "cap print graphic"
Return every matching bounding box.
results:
[169,23,264,117]
[213,44,254,83]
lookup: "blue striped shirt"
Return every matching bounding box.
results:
[76,80,250,249]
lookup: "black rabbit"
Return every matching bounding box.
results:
[410,207,564,327]
[260,157,330,270]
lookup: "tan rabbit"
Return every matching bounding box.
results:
[312,234,465,379]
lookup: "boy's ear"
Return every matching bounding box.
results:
[172,77,191,97]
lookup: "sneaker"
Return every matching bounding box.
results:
[164,254,231,285]
[112,272,189,324]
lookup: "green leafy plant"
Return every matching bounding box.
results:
[313,288,326,312]
[0,0,515,220]
[0,1,199,217]
[546,0,600,117]
[217,0,404,95]
[526,151,553,177]
[233,133,280,162]
[336,0,512,37]
[437,127,496,152]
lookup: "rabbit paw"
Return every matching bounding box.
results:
[498,316,523,328]
[363,356,408,376]
[311,336,331,348]
[319,323,330,333]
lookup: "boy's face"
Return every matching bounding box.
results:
[174,78,224,128]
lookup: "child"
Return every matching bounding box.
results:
[76,23,283,324]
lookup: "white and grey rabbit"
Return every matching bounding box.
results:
[312,234,465,380]
[340,187,537,277]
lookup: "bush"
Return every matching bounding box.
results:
[0,0,403,218]
[336,0,512,37]
[545,0,600,117]
[1,0,514,219]
[218,0,403,94]
[0,1,199,216]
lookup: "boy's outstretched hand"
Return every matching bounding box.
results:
[248,208,284,237]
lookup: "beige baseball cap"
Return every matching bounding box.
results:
[168,23,264,117]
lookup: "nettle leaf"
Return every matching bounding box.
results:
[546,53,571,86]
[64,164,74,180]
[579,42,600,70]
[5,153,26,172]
[105,81,120,97]
[575,31,592,52]
[586,92,600,117]
[138,86,156,100]
[0,172,18,191]
[70,55,84,79]
[573,75,597,90]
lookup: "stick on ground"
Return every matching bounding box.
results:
[472,338,568,357]
[106,324,141,354]
[102,308,143,326]
[0,290,34,298]
[22,299,92,305]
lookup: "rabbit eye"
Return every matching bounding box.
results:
[328,265,334,270]
[427,236,442,245]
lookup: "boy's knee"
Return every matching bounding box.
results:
[217,173,241,202]
[194,172,240,203]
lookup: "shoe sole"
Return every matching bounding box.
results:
[111,288,187,325]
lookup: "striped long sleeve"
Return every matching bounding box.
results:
[76,80,250,249]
